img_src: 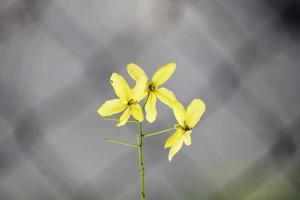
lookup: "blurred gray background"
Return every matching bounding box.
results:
[0,0,300,199]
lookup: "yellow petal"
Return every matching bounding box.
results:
[173,101,186,126]
[183,130,192,146]
[145,92,157,123]
[117,108,131,127]
[98,99,126,116]
[132,78,148,102]
[155,87,177,108]
[168,138,184,161]
[110,73,130,101]
[127,63,148,82]
[152,62,176,87]
[164,129,182,149]
[186,99,206,128]
[130,104,144,122]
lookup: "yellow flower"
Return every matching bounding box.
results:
[164,99,206,161]
[127,63,177,123]
[98,73,145,126]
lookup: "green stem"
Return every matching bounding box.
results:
[143,127,175,138]
[104,138,138,148]
[137,122,146,200]
[103,117,138,123]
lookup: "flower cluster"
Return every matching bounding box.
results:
[98,63,206,161]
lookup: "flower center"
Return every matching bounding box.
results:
[148,81,156,92]
[127,99,136,106]
[176,123,191,132]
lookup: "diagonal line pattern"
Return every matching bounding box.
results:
[0,0,299,200]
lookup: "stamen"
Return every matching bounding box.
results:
[127,99,137,106]
[176,122,191,132]
[148,81,156,91]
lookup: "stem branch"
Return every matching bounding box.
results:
[143,127,175,138]
[104,138,138,148]
[104,117,138,123]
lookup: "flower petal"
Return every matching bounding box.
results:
[155,87,177,108]
[117,108,131,127]
[186,99,206,128]
[110,73,131,101]
[173,101,186,126]
[131,104,144,122]
[164,129,182,149]
[98,99,126,116]
[145,92,157,123]
[132,78,148,102]
[168,138,184,161]
[127,63,148,82]
[183,130,192,146]
[152,62,176,87]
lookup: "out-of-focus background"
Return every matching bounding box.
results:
[0,0,300,199]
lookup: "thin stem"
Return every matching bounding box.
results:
[143,127,175,138]
[104,138,138,148]
[103,117,138,123]
[137,122,146,200]
[134,92,149,200]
